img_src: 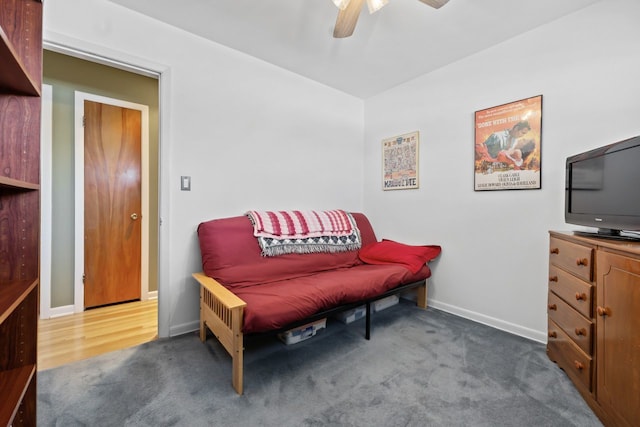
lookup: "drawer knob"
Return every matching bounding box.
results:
[574,360,585,370]
[575,292,587,301]
[576,258,589,266]
[548,331,557,338]
[548,303,557,311]
[596,306,612,317]
[550,248,559,254]
[574,327,587,336]
[549,276,558,283]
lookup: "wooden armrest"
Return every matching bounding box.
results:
[192,272,247,310]
[193,272,246,394]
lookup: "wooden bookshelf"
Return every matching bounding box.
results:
[0,0,42,425]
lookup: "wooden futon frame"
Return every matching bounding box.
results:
[192,272,428,395]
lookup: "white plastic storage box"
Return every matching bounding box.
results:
[278,318,327,345]
[373,295,399,312]
[334,305,366,324]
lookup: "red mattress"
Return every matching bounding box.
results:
[233,263,430,334]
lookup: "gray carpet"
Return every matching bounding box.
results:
[37,300,602,426]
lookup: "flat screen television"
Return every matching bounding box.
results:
[565,135,640,240]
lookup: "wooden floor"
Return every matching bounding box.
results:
[37,299,158,371]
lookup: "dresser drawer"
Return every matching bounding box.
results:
[548,265,593,318]
[547,292,593,355]
[547,319,593,393]
[549,237,593,282]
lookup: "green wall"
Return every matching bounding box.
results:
[44,50,159,307]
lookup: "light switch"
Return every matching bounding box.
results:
[181,176,191,191]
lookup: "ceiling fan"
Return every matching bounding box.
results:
[332,0,450,38]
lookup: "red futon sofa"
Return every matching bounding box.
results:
[193,212,440,394]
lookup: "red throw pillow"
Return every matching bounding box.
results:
[358,240,442,273]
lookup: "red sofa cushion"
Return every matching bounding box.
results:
[198,212,378,288]
[358,240,442,274]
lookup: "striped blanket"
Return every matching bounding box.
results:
[246,209,361,256]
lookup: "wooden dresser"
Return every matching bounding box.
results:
[547,231,640,427]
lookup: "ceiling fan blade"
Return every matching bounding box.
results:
[333,0,366,38]
[418,0,450,8]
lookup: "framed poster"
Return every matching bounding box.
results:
[474,95,543,191]
[383,131,419,190]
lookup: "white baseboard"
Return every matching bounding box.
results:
[45,304,76,319]
[428,299,547,344]
[169,320,200,337]
[147,290,158,300]
[44,296,546,344]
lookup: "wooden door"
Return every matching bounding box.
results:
[596,250,640,427]
[84,100,142,308]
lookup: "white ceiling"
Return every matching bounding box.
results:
[108,0,600,99]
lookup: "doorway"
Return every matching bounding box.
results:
[42,47,166,337]
[75,92,150,310]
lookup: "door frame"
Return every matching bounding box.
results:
[44,39,170,338]
[40,84,53,319]
[73,91,150,313]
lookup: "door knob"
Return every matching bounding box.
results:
[131,213,139,220]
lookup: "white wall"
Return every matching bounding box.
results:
[44,0,640,343]
[44,0,364,336]
[363,0,640,341]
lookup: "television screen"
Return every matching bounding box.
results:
[566,135,640,237]
[569,148,640,216]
